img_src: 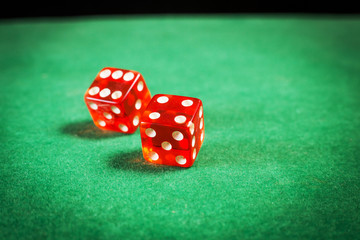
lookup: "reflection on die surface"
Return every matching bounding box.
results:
[84,67,151,134]
[140,94,205,168]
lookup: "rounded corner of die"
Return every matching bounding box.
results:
[84,95,94,106]
[101,66,115,71]
[139,121,147,129]
[182,162,195,168]
[151,93,162,99]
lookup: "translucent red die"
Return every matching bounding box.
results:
[140,94,205,167]
[84,67,151,133]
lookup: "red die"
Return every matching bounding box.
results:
[84,67,151,133]
[140,94,205,168]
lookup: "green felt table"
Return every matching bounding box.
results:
[1,15,360,239]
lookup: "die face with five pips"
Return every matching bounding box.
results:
[140,94,205,168]
[84,67,151,134]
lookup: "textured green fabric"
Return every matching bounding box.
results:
[1,15,360,239]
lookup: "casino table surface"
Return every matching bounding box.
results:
[1,15,359,239]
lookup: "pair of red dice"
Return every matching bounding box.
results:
[84,67,205,168]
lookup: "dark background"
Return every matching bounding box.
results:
[1,0,359,19]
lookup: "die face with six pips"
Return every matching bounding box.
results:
[140,94,205,168]
[84,67,151,134]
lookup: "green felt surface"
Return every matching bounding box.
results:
[1,15,360,239]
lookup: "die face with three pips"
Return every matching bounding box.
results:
[84,67,151,134]
[84,68,204,167]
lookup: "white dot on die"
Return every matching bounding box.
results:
[99,69,111,78]
[88,86,100,95]
[149,112,160,120]
[123,72,135,81]
[149,151,159,161]
[118,124,128,132]
[133,116,139,126]
[172,131,184,141]
[161,141,172,151]
[99,88,111,98]
[89,102,98,110]
[189,121,195,135]
[111,91,122,100]
[137,81,144,91]
[182,99,193,107]
[112,70,123,79]
[145,128,156,138]
[111,106,121,114]
[175,155,186,165]
[103,112,112,119]
[174,115,186,124]
[199,106,203,118]
[201,131,204,141]
[192,136,196,147]
[200,118,204,129]
[157,96,169,104]
[98,120,106,127]
[192,149,197,159]
[135,99,142,110]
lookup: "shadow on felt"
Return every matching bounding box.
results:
[60,120,125,139]
[108,150,186,173]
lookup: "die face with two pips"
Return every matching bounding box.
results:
[84,67,151,133]
[140,94,205,168]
